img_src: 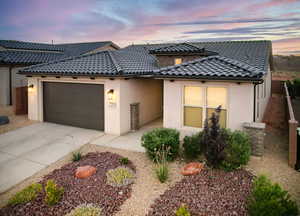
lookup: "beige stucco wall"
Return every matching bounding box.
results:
[0,66,27,105]
[0,66,10,105]
[163,79,254,136]
[119,79,163,134]
[255,67,272,122]
[27,77,162,135]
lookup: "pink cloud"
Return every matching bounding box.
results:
[247,0,298,12]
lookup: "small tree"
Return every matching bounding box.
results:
[202,106,228,168]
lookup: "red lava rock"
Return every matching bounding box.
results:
[0,152,136,216]
[75,165,97,179]
[181,162,204,176]
[147,169,254,216]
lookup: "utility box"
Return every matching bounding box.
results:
[130,103,140,131]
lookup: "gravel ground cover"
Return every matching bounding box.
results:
[0,152,135,216]
[147,169,254,216]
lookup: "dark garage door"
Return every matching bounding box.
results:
[43,82,104,130]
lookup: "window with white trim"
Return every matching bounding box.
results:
[174,58,182,65]
[183,86,227,128]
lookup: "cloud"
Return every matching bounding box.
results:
[246,0,298,12]
[153,17,300,26]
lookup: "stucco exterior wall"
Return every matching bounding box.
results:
[119,79,163,134]
[0,66,27,105]
[0,66,10,105]
[27,77,162,135]
[156,55,203,67]
[255,67,272,122]
[11,66,27,105]
[163,79,254,136]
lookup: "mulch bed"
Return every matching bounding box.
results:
[0,152,136,216]
[147,169,254,216]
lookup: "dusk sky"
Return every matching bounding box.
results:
[1,0,300,55]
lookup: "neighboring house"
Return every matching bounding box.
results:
[19,41,273,136]
[0,40,120,105]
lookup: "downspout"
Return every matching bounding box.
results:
[253,83,257,122]
[9,65,12,105]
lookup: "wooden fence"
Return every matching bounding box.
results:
[272,80,284,94]
[14,86,28,115]
[284,82,298,168]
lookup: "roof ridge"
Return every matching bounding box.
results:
[126,40,271,48]
[55,41,111,45]
[107,51,123,74]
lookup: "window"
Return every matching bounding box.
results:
[175,58,182,65]
[206,87,227,128]
[183,86,227,128]
[183,87,203,128]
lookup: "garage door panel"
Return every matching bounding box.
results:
[43,82,104,130]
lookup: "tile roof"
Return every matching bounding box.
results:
[154,55,264,81]
[20,40,271,81]
[19,49,158,76]
[124,40,272,71]
[56,41,116,56]
[0,50,64,64]
[148,43,217,56]
[0,40,62,51]
[0,40,117,65]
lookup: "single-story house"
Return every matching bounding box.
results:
[19,41,273,136]
[0,40,119,105]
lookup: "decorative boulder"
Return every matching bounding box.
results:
[75,165,97,179]
[181,162,204,176]
[0,116,9,125]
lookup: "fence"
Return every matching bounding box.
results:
[14,86,28,115]
[284,82,298,168]
[272,80,284,94]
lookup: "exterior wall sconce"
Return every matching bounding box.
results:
[28,84,34,93]
[107,89,116,104]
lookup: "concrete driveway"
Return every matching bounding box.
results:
[0,123,103,193]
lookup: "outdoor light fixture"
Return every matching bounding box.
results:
[28,84,34,93]
[107,89,115,104]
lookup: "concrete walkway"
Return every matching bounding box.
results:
[91,119,163,152]
[0,123,103,193]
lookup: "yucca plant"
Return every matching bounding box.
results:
[154,145,170,183]
[72,151,82,162]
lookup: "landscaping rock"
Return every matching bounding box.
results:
[0,152,136,216]
[147,169,254,216]
[75,165,97,179]
[0,116,9,125]
[181,162,204,176]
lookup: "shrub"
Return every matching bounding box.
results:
[141,128,180,162]
[183,132,203,160]
[119,157,129,165]
[106,167,135,187]
[221,130,251,171]
[72,151,82,162]
[176,204,191,216]
[293,78,300,97]
[202,106,229,168]
[65,204,102,216]
[8,183,42,206]
[248,175,299,216]
[45,179,64,206]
